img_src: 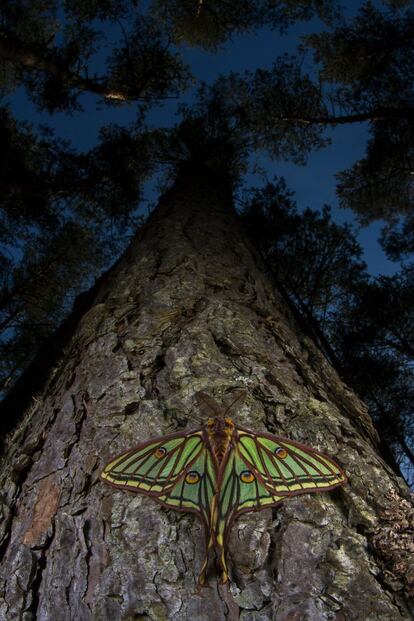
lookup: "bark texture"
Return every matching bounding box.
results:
[0,164,413,621]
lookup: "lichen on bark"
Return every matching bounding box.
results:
[0,163,413,620]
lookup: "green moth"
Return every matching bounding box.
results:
[101,391,347,584]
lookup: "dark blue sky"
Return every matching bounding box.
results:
[8,12,396,277]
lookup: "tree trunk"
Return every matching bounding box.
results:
[0,162,413,621]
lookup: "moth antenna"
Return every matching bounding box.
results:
[224,389,248,416]
[195,391,222,417]
[190,413,204,425]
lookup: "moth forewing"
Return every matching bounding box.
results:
[235,426,347,497]
[101,430,205,495]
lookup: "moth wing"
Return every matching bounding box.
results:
[101,430,204,496]
[216,445,284,538]
[157,445,216,527]
[236,428,347,496]
[214,429,346,580]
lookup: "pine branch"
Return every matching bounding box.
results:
[0,31,175,102]
[272,107,414,126]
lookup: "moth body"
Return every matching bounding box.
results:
[206,416,235,466]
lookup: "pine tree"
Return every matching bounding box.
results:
[0,139,413,619]
[1,2,414,618]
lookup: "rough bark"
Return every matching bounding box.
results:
[0,163,413,621]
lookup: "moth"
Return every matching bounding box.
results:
[101,391,347,584]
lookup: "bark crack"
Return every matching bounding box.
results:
[65,392,90,463]
[26,523,56,620]
[217,582,240,621]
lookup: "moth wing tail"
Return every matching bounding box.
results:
[214,532,229,584]
[198,535,214,586]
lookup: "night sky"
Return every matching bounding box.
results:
[7,11,396,277]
